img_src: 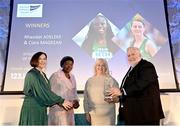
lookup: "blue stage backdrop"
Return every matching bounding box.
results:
[0,0,179,92]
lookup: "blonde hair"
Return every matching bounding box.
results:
[132,14,145,26]
[94,58,110,76]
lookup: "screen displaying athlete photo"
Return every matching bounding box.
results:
[113,13,168,61]
[2,0,177,91]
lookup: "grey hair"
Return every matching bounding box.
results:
[127,47,141,57]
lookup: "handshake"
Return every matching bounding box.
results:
[72,100,80,109]
[61,99,80,111]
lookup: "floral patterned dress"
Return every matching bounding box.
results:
[48,70,79,125]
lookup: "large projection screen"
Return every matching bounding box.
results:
[3,0,177,91]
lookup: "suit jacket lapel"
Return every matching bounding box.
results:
[121,66,132,88]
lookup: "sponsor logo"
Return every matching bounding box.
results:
[17,4,43,18]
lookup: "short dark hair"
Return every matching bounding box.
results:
[60,56,74,67]
[30,52,47,67]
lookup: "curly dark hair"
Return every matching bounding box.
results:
[60,56,74,67]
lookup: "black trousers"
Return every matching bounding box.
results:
[131,120,160,125]
[117,114,160,125]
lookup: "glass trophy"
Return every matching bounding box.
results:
[104,77,113,100]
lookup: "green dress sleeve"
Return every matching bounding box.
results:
[23,70,64,107]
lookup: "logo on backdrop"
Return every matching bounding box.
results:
[17,4,43,18]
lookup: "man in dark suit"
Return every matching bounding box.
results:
[109,47,164,125]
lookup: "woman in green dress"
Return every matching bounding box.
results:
[19,52,73,125]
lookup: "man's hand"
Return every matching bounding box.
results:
[104,96,120,103]
[104,96,113,103]
[109,87,122,97]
